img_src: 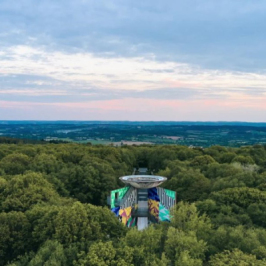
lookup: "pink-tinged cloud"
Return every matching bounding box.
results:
[1,98,266,121]
[163,78,202,89]
[54,99,188,111]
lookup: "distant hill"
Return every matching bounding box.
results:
[0,121,266,147]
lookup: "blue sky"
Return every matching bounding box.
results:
[0,0,266,121]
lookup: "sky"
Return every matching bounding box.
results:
[0,0,266,121]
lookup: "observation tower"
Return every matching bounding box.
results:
[108,174,176,230]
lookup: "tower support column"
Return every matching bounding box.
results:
[136,189,148,230]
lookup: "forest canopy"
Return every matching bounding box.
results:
[0,141,266,265]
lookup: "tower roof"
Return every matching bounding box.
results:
[119,175,167,189]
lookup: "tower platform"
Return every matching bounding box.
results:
[108,174,176,230]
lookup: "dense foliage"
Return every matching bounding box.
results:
[0,142,266,265]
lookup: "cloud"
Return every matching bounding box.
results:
[1,1,266,120]
[1,1,266,71]
[143,69,175,73]
[1,45,266,103]
[1,97,266,121]
[0,44,266,118]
